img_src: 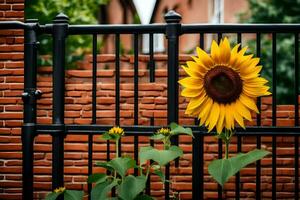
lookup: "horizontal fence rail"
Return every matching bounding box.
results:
[1,10,300,200]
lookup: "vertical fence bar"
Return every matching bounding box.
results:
[199,32,204,48]
[256,33,262,126]
[22,19,39,200]
[165,10,181,200]
[192,133,204,200]
[272,33,277,126]
[272,33,277,200]
[115,34,120,126]
[294,33,299,200]
[149,33,155,82]
[295,34,299,125]
[295,136,299,200]
[51,13,69,191]
[255,32,262,200]
[88,34,97,199]
[217,138,223,199]
[115,34,121,158]
[235,32,242,200]
[133,33,139,175]
[217,33,222,42]
[146,34,155,195]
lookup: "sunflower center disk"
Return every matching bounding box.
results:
[204,66,243,104]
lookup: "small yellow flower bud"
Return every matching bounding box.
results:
[108,126,124,136]
[156,128,171,136]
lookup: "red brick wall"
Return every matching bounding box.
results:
[0,2,299,199]
[0,0,24,199]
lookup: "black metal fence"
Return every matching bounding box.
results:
[0,10,300,200]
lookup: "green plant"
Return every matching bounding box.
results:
[26,0,109,68]
[45,123,193,200]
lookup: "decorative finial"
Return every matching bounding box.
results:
[164,10,182,23]
[53,13,69,23]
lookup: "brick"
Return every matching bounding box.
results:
[0,5,11,10]
[6,0,24,3]
[0,112,22,119]
[0,53,23,60]
[5,61,23,68]
[12,4,24,10]
[0,45,23,52]
[6,76,24,83]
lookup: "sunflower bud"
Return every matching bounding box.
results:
[156,128,171,136]
[108,126,124,136]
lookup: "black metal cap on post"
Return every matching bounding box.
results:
[53,13,69,24]
[164,10,182,23]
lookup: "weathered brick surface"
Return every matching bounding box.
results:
[1,4,300,200]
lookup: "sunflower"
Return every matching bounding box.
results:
[156,127,171,136]
[108,126,124,136]
[179,37,271,134]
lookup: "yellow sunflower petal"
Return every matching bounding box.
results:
[243,86,270,97]
[225,104,234,130]
[235,99,252,121]
[220,37,231,64]
[186,61,208,75]
[181,88,201,97]
[233,108,245,129]
[211,40,221,64]
[182,65,203,78]
[216,104,225,133]
[239,94,259,113]
[199,98,213,126]
[178,77,203,89]
[208,102,220,132]
[196,47,214,67]
[246,76,268,84]
[207,102,220,132]
[234,54,254,69]
[186,93,206,111]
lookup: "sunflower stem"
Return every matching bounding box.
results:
[114,139,119,179]
[223,130,232,159]
[225,139,229,159]
[116,139,119,159]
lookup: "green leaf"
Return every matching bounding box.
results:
[64,190,84,200]
[101,132,113,141]
[134,194,154,200]
[95,162,114,172]
[109,157,136,178]
[169,122,194,138]
[45,192,60,200]
[150,134,165,140]
[87,173,107,184]
[117,175,147,200]
[169,122,178,130]
[153,169,166,183]
[139,146,183,166]
[208,149,270,187]
[91,180,118,200]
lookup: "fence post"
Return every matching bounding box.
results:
[52,13,69,191]
[164,10,181,200]
[22,19,40,200]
